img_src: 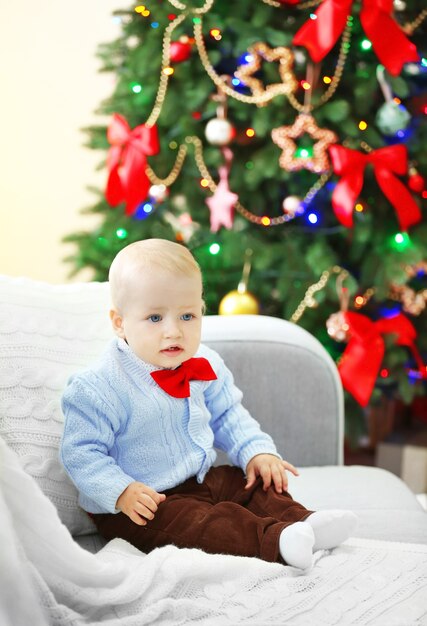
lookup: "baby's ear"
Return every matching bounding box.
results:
[110,309,126,338]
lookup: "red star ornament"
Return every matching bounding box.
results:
[206,165,239,233]
[271,113,337,173]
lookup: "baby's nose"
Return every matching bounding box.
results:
[164,321,182,337]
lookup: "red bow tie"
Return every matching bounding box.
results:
[150,357,217,398]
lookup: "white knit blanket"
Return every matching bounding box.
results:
[1,438,427,626]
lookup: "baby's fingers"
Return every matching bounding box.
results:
[271,465,286,493]
[282,460,299,477]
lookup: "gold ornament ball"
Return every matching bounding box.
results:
[219,290,260,315]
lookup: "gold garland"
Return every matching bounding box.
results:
[403,8,427,34]
[290,261,427,324]
[261,0,321,9]
[287,17,352,113]
[290,266,347,323]
[146,136,330,226]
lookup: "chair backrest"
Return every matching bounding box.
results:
[202,315,344,467]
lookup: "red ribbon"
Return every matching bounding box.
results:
[292,0,418,76]
[329,143,421,231]
[105,114,159,216]
[338,311,427,407]
[151,357,217,398]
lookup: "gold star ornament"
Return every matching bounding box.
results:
[271,113,338,173]
[235,42,297,106]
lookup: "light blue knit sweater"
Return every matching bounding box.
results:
[60,338,279,514]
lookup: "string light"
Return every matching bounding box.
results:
[163,67,174,75]
[360,39,372,50]
[131,83,142,93]
[355,203,364,212]
[307,212,318,224]
[392,232,411,250]
[380,369,389,378]
[358,120,368,130]
[301,81,311,90]
[209,243,221,255]
[245,128,255,137]
[261,216,271,226]
[116,228,128,239]
[323,76,332,84]
[209,28,222,40]
[200,178,210,188]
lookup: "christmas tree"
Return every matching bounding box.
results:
[65,0,427,441]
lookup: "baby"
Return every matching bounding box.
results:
[60,238,357,569]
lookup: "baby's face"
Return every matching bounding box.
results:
[111,269,203,368]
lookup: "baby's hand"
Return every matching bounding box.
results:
[116,481,166,526]
[245,454,299,493]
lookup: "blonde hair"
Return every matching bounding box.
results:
[109,239,203,311]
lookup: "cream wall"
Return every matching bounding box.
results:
[0,1,130,283]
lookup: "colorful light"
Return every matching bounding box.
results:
[261,216,271,226]
[392,232,411,250]
[131,83,142,93]
[163,67,174,76]
[355,203,364,212]
[116,228,128,239]
[358,121,368,130]
[294,146,313,158]
[309,13,317,20]
[151,22,159,28]
[245,128,255,137]
[168,14,177,20]
[355,296,365,307]
[421,58,427,67]
[134,5,146,12]
[323,76,332,84]
[135,203,153,220]
[307,212,318,224]
[380,368,389,378]
[200,178,209,188]
[301,80,311,90]
[360,39,372,50]
[209,243,221,255]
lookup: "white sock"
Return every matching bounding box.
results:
[305,510,358,551]
[279,522,315,570]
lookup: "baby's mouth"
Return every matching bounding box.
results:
[161,345,183,354]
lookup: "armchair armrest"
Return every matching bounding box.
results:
[202,315,344,467]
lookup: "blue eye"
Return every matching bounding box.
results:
[181,313,194,321]
[148,314,162,323]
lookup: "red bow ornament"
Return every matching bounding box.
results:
[329,143,421,230]
[292,0,418,76]
[105,114,160,216]
[338,311,427,407]
[151,357,217,398]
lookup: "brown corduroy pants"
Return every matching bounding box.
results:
[90,465,313,563]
